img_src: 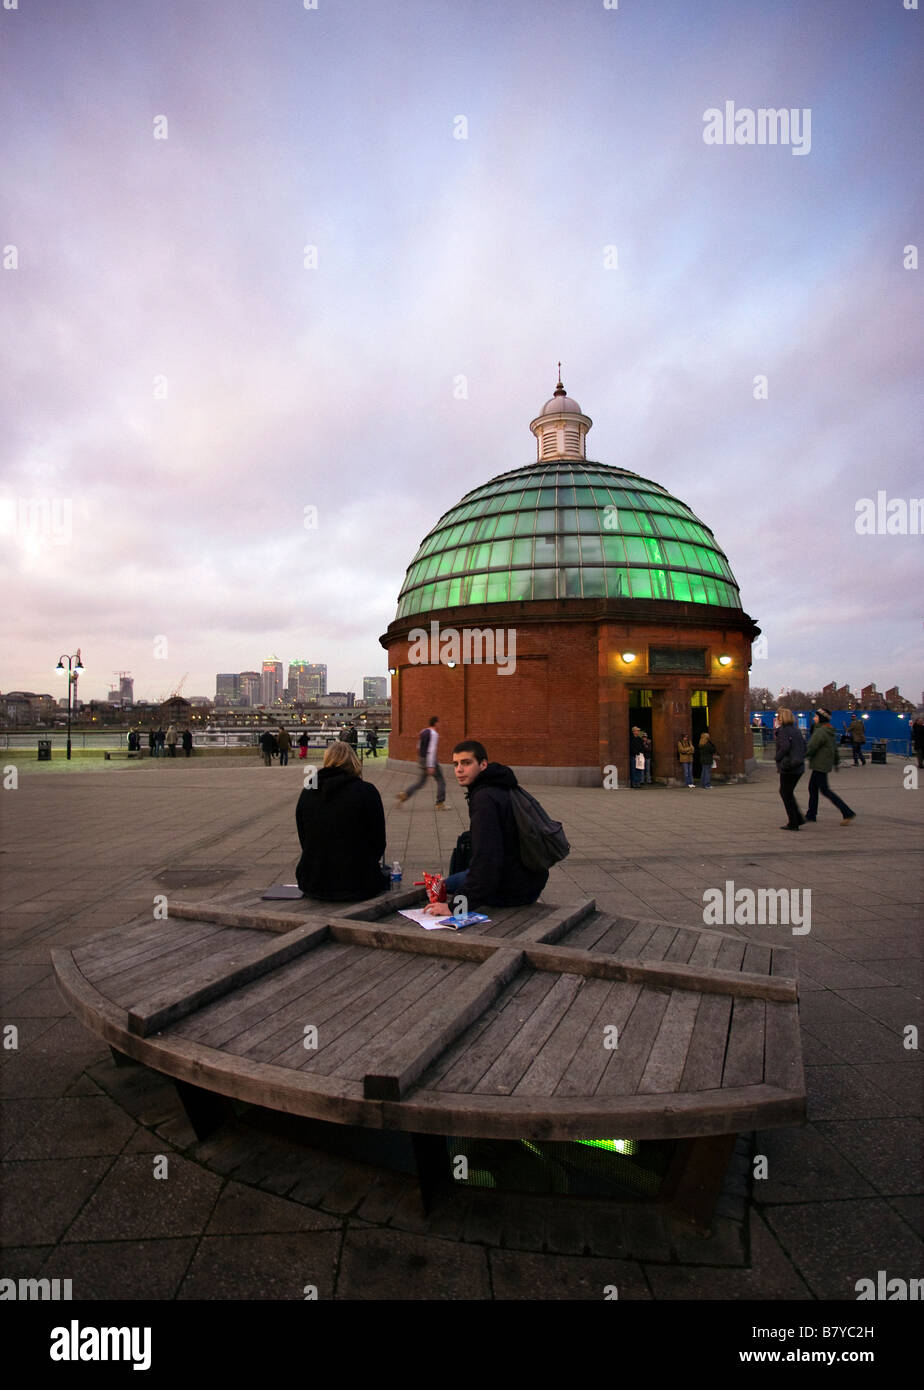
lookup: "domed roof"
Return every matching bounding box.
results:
[540,394,583,415]
[396,459,742,620]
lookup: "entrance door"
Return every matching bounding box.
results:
[690,691,709,777]
[629,690,653,783]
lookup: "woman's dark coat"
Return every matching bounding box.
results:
[295,767,387,900]
[775,725,806,774]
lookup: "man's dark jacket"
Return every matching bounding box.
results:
[295,767,387,900]
[461,762,548,908]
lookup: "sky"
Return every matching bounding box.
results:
[2,0,921,705]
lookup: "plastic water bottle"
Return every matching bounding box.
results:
[390,860,402,890]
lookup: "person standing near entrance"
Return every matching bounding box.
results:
[804,710,855,825]
[848,714,867,766]
[181,727,193,757]
[397,716,446,809]
[774,708,806,830]
[629,727,646,788]
[698,730,716,788]
[642,731,652,784]
[677,733,694,787]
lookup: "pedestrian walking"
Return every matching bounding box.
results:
[155,727,166,757]
[366,726,378,758]
[774,708,806,831]
[298,731,309,761]
[259,730,278,767]
[677,733,694,787]
[277,727,291,766]
[698,731,716,788]
[848,714,867,766]
[148,729,156,758]
[396,716,446,808]
[181,728,193,758]
[804,709,855,825]
[911,717,924,770]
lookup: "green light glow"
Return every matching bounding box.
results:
[575,1138,638,1155]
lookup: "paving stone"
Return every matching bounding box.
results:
[461,1192,510,1246]
[355,1171,414,1224]
[645,1209,811,1299]
[886,1195,922,1238]
[670,1214,746,1266]
[764,1198,924,1301]
[751,1124,876,1204]
[805,1065,908,1121]
[337,1227,490,1299]
[584,1204,631,1258]
[318,1166,379,1215]
[65,1153,222,1242]
[0,1157,113,1245]
[833,986,923,1034]
[490,1249,651,1299]
[388,1185,431,1234]
[0,1246,54,1277]
[545,1203,588,1255]
[287,1153,355,1208]
[205,1180,340,1234]
[498,1194,549,1252]
[0,966,53,1007]
[0,1054,100,1100]
[4,1096,139,1160]
[178,1231,341,1300]
[41,1238,197,1300]
[623,1204,673,1262]
[815,1118,922,1196]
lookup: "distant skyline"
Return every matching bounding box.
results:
[3,0,921,704]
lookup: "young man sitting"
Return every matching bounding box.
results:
[423,740,548,914]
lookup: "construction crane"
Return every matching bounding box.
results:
[155,673,188,704]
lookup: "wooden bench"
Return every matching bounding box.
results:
[51,887,805,1229]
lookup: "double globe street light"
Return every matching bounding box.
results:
[55,650,84,760]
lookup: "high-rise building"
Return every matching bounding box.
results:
[363,677,388,703]
[216,673,240,705]
[239,671,261,706]
[262,657,283,706]
[119,675,134,705]
[287,660,322,702]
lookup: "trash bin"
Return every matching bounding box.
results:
[871,739,887,764]
[37,739,52,761]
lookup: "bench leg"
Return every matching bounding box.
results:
[173,1078,234,1142]
[658,1133,738,1234]
[411,1133,448,1215]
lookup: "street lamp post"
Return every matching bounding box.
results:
[56,649,84,761]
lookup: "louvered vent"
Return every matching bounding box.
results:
[564,426,580,455]
[541,430,557,457]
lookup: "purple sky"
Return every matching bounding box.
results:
[2,0,921,705]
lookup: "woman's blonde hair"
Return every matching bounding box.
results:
[778,707,795,726]
[323,741,362,776]
[698,731,711,745]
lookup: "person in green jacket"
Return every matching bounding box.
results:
[805,710,856,825]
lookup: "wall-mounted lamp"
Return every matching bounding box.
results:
[446,661,457,669]
[388,668,397,676]
[718,654,732,666]
[620,652,636,663]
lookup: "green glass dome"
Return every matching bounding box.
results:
[395,460,741,620]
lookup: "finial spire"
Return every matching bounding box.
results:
[554,362,566,397]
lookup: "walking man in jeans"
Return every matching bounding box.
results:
[804,710,856,825]
[848,714,867,766]
[396,715,446,809]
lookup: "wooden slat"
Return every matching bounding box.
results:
[519,942,796,1001]
[88,921,231,986]
[363,949,525,1100]
[687,931,725,968]
[614,920,660,957]
[563,913,617,952]
[679,995,732,1092]
[637,924,678,962]
[664,927,700,964]
[94,924,245,996]
[75,914,198,965]
[512,977,613,1096]
[722,996,766,1087]
[126,923,331,1037]
[512,900,595,944]
[473,974,584,1095]
[770,946,798,982]
[431,970,557,1093]
[764,1000,806,1097]
[715,937,747,972]
[594,987,671,1096]
[742,942,772,977]
[554,980,641,1097]
[636,989,703,1094]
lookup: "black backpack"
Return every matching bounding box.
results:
[509,787,570,872]
[417,728,430,759]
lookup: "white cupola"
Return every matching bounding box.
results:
[528,369,593,462]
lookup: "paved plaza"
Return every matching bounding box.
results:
[1,751,921,1300]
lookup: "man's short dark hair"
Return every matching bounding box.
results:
[429,716,439,726]
[453,739,487,763]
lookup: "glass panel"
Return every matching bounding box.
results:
[563,567,582,598]
[514,510,535,535]
[602,535,627,563]
[535,535,557,566]
[582,567,605,597]
[475,515,497,541]
[459,520,478,543]
[628,569,652,598]
[618,509,640,533]
[434,552,455,576]
[670,571,692,601]
[532,569,556,600]
[559,534,581,564]
[577,507,600,532]
[538,488,557,506]
[688,573,708,603]
[519,489,539,508]
[493,513,516,538]
[419,583,435,609]
[534,509,555,533]
[431,581,450,608]
[605,568,627,598]
[486,572,510,603]
[662,540,684,565]
[447,578,462,606]
[471,543,491,571]
[580,533,603,563]
[703,577,720,604]
[468,574,487,605]
[559,509,578,533]
[624,536,650,564]
[512,538,533,565]
[644,537,666,564]
[509,571,532,601]
[489,539,512,566]
[502,491,524,510]
[450,549,468,574]
[557,487,575,505]
[592,487,615,506]
[650,568,670,600]
[573,488,596,506]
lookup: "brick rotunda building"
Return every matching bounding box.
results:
[381,379,759,785]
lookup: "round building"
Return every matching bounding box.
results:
[381,380,759,785]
